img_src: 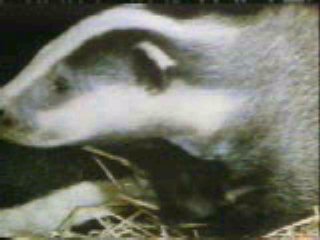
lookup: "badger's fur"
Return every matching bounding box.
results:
[0,4,318,239]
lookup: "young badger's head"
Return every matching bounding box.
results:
[0,5,246,148]
[0,4,318,237]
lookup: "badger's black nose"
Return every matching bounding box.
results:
[0,108,15,127]
[0,108,5,119]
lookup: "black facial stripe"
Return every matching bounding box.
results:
[132,42,178,91]
[132,47,166,90]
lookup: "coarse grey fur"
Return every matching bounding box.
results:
[0,4,318,239]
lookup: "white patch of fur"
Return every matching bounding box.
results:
[34,82,246,147]
[135,41,177,70]
[1,5,239,102]
[0,182,106,237]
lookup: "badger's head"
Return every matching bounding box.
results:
[0,5,244,148]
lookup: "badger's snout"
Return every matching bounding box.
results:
[0,108,6,122]
[0,95,16,129]
[0,96,38,144]
[0,108,16,128]
[0,107,30,136]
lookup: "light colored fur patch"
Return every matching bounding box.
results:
[34,82,247,147]
[0,182,107,237]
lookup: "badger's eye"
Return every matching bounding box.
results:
[52,78,70,94]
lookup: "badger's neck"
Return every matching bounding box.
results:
[152,82,248,137]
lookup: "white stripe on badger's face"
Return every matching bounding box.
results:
[135,41,177,70]
[34,81,247,147]
[1,5,239,102]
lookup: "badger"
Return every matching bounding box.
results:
[0,4,318,239]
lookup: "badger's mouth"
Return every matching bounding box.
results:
[0,126,70,148]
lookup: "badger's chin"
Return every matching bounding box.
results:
[0,129,79,148]
[24,136,87,148]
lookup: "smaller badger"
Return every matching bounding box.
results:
[0,4,318,239]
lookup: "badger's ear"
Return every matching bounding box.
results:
[131,41,179,92]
